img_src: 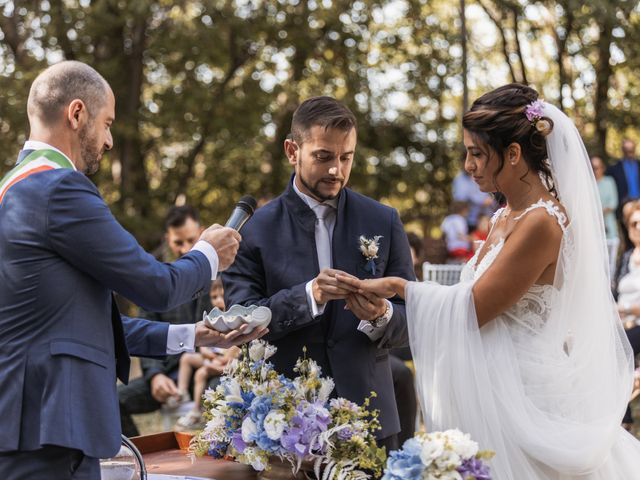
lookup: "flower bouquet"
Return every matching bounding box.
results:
[190,340,386,480]
[382,430,494,480]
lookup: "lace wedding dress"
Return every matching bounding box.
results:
[407,104,640,479]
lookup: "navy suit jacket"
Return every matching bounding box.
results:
[606,159,640,215]
[0,152,211,458]
[222,179,415,438]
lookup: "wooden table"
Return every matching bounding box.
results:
[131,432,256,479]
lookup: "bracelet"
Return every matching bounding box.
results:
[370,302,392,328]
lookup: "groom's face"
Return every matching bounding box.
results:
[287,125,357,202]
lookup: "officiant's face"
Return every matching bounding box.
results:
[287,125,357,202]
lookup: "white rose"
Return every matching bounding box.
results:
[249,342,266,361]
[420,437,445,467]
[434,448,460,470]
[366,244,379,257]
[241,417,258,443]
[444,429,478,459]
[263,410,287,440]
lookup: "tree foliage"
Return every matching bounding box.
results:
[1,0,639,245]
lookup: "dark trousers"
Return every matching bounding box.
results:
[118,376,162,437]
[377,434,399,453]
[0,445,99,480]
[390,354,417,446]
[623,325,640,424]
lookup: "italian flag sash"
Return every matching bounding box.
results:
[0,149,74,205]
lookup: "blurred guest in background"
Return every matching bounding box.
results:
[175,279,241,429]
[607,139,640,222]
[441,201,473,262]
[119,206,212,437]
[614,200,640,430]
[452,167,496,230]
[592,155,619,241]
[406,231,424,281]
[470,214,491,252]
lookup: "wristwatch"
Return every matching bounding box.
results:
[370,301,392,328]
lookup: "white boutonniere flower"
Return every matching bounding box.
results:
[359,235,382,274]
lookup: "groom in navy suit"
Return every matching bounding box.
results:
[223,97,415,450]
[0,61,265,479]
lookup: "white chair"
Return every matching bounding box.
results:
[422,263,464,285]
[606,238,620,280]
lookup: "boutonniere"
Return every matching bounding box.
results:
[359,235,382,275]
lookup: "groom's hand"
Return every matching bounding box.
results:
[312,269,359,304]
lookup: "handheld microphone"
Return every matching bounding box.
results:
[225,195,257,231]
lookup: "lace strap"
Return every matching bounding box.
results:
[490,207,505,226]
[513,199,568,233]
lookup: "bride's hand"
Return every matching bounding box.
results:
[335,275,406,299]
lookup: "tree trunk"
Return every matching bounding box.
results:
[594,8,614,157]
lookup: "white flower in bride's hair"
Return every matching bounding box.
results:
[359,235,382,260]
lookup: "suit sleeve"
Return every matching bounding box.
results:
[121,315,169,357]
[376,208,416,349]
[135,310,169,381]
[222,241,318,342]
[46,172,211,312]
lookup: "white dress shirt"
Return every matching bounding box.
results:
[22,140,218,354]
[292,178,391,340]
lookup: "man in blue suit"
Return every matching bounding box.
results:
[607,139,640,219]
[222,97,415,451]
[0,61,265,479]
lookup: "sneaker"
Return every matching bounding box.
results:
[176,410,204,429]
[164,391,190,410]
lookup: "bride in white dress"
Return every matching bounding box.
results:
[337,84,640,478]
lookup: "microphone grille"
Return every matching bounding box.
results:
[238,195,257,213]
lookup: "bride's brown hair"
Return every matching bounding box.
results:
[463,83,555,195]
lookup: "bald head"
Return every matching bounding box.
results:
[27,61,109,127]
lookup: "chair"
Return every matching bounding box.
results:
[422,263,464,285]
[606,238,620,280]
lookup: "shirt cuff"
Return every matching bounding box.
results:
[166,324,196,354]
[191,240,219,280]
[357,300,394,341]
[305,280,327,317]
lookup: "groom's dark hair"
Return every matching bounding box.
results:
[290,96,357,145]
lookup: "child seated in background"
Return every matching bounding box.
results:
[441,201,473,262]
[175,278,241,429]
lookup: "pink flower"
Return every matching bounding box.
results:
[525,100,545,122]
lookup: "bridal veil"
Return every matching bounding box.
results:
[407,104,639,478]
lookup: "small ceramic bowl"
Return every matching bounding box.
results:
[203,304,271,333]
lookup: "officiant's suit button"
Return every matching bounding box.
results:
[327,339,336,348]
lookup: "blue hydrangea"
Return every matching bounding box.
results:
[248,395,273,423]
[381,438,425,480]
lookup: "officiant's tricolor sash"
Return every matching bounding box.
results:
[0,149,74,205]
